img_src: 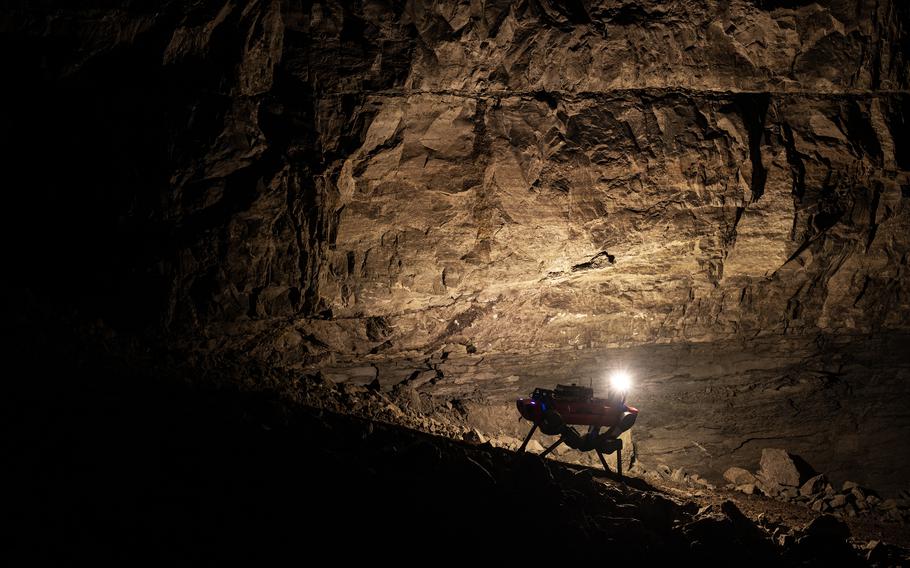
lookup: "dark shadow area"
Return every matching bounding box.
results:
[6,320,882,565]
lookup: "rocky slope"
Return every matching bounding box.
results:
[9,359,908,564]
[5,1,910,495]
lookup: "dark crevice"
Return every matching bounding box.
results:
[247,286,264,318]
[866,185,882,252]
[853,275,871,307]
[735,93,770,203]
[470,98,491,158]
[532,89,559,109]
[845,100,883,164]
[572,251,616,272]
[781,123,807,202]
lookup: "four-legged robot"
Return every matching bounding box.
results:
[516,384,638,479]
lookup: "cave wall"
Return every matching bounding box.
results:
[6,0,910,488]
[7,0,909,367]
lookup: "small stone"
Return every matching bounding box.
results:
[505,436,523,449]
[830,494,847,508]
[845,504,857,517]
[866,494,881,506]
[526,439,545,453]
[879,498,898,510]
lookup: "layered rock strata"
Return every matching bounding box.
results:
[7,0,910,491]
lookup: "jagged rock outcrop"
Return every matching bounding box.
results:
[6,1,910,491]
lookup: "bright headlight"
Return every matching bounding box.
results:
[609,370,632,392]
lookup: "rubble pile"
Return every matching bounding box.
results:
[299,372,472,441]
[640,464,718,492]
[725,449,910,524]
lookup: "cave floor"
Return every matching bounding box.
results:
[329,332,910,494]
[9,358,910,565]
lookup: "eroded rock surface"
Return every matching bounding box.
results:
[6,1,910,494]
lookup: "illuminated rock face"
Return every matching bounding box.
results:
[9,2,910,488]
[103,0,907,364]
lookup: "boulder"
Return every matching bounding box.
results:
[755,476,781,497]
[724,467,757,486]
[793,515,857,565]
[799,474,828,497]
[865,540,890,564]
[803,514,851,540]
[758,448,811,487]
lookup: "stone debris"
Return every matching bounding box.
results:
[725,448,910,525]
[301,372,472,441]
[462,428,487,445]
[724,467,758,486]
[800,474,828,497]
